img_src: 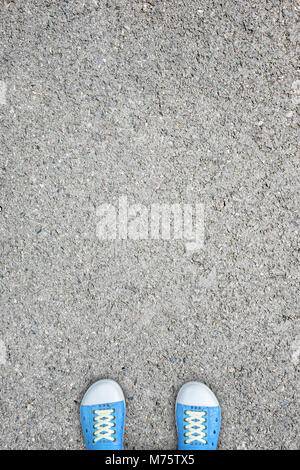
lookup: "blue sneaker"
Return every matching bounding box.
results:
[176,382,221,450]
[80,379,126,450]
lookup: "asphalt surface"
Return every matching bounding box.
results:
[0,0,299,450]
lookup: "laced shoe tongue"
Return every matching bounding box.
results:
[184,410,207,444]
[93,409,116,442]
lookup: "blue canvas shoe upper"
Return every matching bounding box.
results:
[80,379,125,450]
[176,382,221,450]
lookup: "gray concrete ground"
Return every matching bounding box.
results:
[0,0,299,450]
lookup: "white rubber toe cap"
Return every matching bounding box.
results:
[81,379,125,406]
[176,382,219,407]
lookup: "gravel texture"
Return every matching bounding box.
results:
[0,0,299,450]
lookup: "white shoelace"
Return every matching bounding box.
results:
[93,409,116,442]
[184,410,207,444]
